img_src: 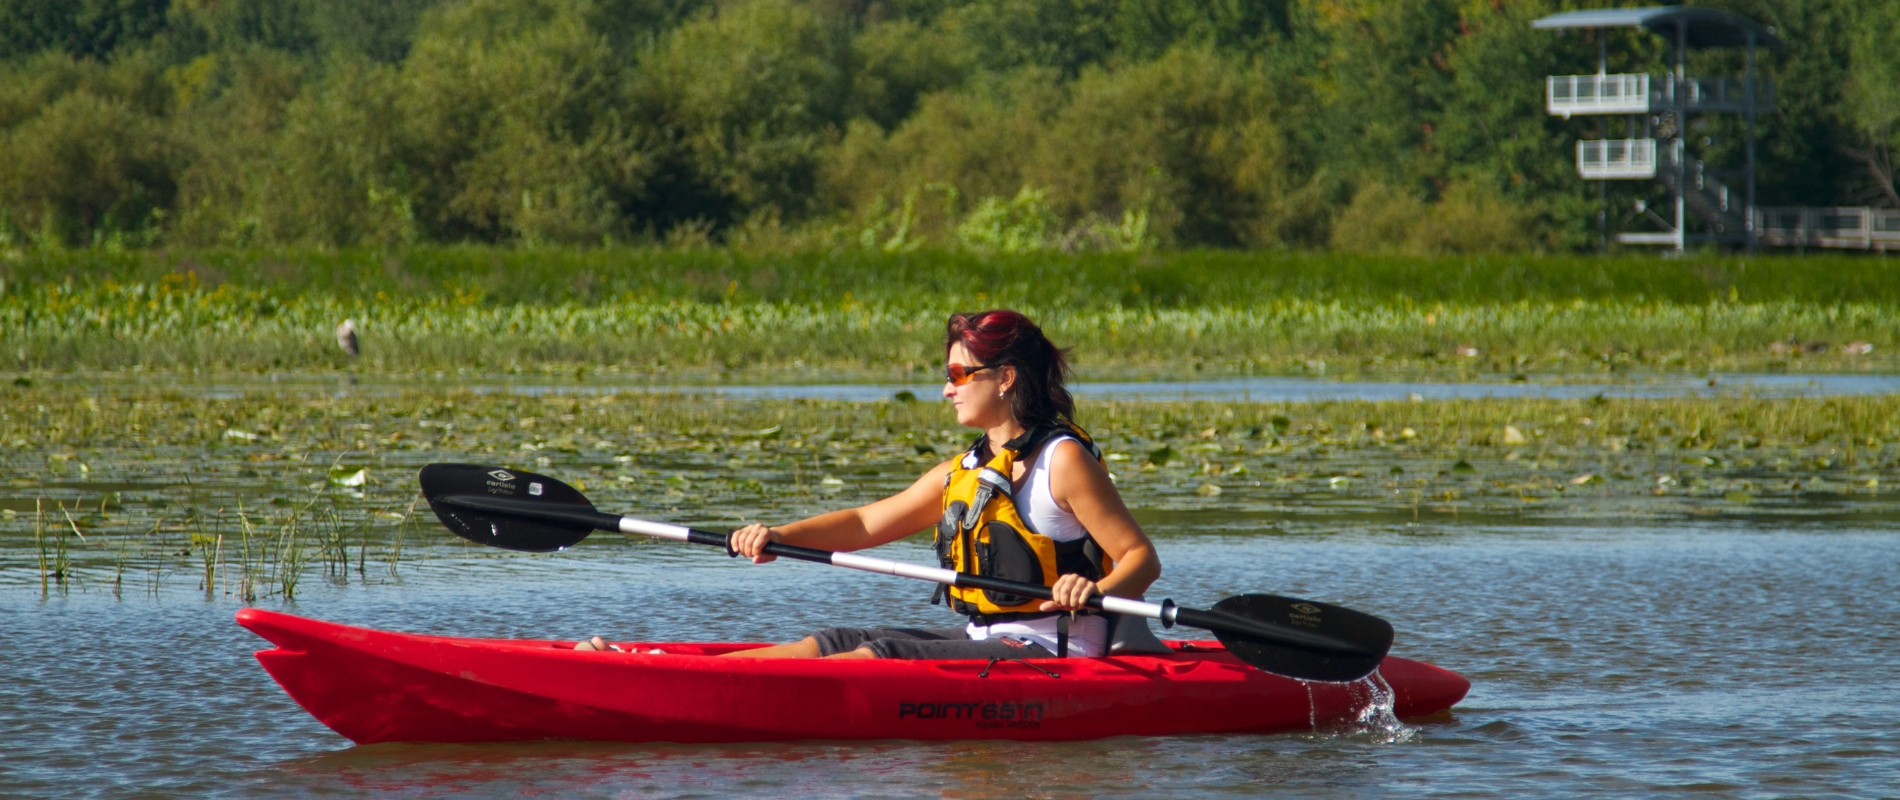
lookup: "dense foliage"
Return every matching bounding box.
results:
[0,0,1895,252]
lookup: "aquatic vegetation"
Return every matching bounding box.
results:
[3,249,1900,378]
[5,381,1899,597]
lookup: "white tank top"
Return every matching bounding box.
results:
[1016,437,1091,542]
[965,436,1108,656]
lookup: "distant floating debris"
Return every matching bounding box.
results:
[1766,335,1840,356]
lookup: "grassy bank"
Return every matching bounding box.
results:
[8,383,1899,599]
[4,248,1897,378]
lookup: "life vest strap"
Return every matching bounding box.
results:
[965,420,1096,466]
[976,467,1013,497]
[964,609,1095,625]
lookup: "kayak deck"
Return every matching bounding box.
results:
[237,608,1468,744]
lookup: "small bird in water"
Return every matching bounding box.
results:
[337,319,360,357]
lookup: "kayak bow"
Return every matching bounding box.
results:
[237,608,1468,744]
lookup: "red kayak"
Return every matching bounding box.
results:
[238,609,1468,744]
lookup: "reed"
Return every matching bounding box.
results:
[192,512,217,597]
[34,498,47,596]
[269,500,311,600]
[236,503,257,602]
[112,529,131,600]
[52,502,78,590]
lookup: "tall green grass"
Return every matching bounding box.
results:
[9,247,1899,305]
[4,248,1896,376]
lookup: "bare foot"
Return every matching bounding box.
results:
[574,636,622,652]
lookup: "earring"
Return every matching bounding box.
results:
[998,389,1007,399]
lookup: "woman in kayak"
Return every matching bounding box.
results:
[697,309,1157,660]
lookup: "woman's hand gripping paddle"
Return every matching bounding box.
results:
[418,463,1395,682]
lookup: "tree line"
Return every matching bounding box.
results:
[1,0,1895,253]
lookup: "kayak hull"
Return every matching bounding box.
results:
[237,608,1468,744]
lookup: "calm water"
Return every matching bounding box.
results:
[5,522,1897,798]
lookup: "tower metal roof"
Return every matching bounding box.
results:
[1532,6,1781,49]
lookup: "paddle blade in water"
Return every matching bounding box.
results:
[1207,594,1394,683]
[418,463,594,552]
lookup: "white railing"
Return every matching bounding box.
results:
[1577,139,1656,179]
[1757,207,1900,251]
[1548,74,1650,117]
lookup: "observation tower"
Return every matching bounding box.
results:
[1533,6,1776,251]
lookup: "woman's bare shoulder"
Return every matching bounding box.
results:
[1046,436,1106,474]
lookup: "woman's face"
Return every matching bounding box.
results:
[943,342,1014,429]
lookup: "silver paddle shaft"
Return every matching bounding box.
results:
[616,516,1174,623]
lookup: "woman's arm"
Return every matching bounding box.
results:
[1041,439,1162,610]
[729,459,955,562]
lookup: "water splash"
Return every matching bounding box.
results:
[1305,681,1317,730]
[1304,669,1419,744]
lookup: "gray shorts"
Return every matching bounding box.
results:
[810,626,1056,660]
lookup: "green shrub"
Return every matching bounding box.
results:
[633,0,850,234]
[955,186,1056,252]
[0,89,173,246]
[1027,45,1292,248]
[1330,182,1429,254]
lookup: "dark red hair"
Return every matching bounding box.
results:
[945,310,1074,426]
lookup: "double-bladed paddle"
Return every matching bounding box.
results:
[417,462,1395,682]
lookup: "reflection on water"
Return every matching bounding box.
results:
[4,527,1897,797]
[264,735,1398,799]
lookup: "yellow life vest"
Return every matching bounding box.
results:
[934,421,1112,622]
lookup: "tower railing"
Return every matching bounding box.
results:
[1577,139,1656,179]
[1757,207,1900,251]
[1548,74,1772,117]
[1547,74,1649,117]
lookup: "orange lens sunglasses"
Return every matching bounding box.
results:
[944,363,992,386]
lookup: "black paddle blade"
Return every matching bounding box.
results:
[1208,594,1395,683]
[418,464,595,552]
